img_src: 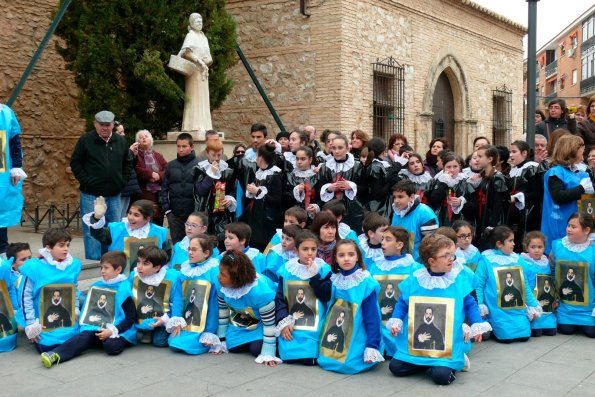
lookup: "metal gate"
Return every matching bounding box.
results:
[492,85,512,146]
[372,57,404,141]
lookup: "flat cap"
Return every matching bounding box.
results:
[95,110,115,123]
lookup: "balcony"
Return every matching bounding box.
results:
[582,35,595,54]
[545,91,557,101]
[580,75,595,96]
[545,60,558,78]
[535,72,540,85]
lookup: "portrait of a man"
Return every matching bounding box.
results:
[286,282,318,330]
[375,275,406,323]
[133,279,171,323]
[320,299,355,363]
[124,237,159,273]
[408,297,453,359]
[80,287,116,327]
[559,267,584,303]
[535,275,555,313]
[413,307,445,350]
[495,267,525,309]
[184,288,201,326]
[230,307,259,329]
[578,194,595,217]
[41,285,75,330]
[182,280,210,332]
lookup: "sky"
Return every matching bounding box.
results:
[472,0,593,53]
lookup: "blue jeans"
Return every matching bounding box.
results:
[80,192,121,260]
[120,196,131,220]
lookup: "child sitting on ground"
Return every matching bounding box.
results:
[264,224,301,283]
[358,212,389,268]
[223,222,266,274]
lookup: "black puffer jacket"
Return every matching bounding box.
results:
[120,156,142,197]
[159,152,199,217]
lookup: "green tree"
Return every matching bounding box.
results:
[55,0,237,137]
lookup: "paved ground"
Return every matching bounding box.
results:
[3,226,595,396]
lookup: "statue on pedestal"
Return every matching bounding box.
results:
[168,13,213,135]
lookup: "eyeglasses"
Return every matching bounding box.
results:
[235,150,245,155]
[457,233,472,240]
[185,223,205,229]
[188,247,203,253]
[435,253,456,261]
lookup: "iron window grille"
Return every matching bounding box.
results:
[492,85,512,146]
[372,56,404,141]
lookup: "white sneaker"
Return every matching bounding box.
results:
[462,353,471,372]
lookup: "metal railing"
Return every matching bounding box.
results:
[21,204,81,233]
[544,60,558,78]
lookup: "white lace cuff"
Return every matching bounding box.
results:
[255,354,282,365]
[452,196,466,215]
[159,312,170,327]
[320,183,334,202]
[165,316,186,332]
[246,186,268,200]
[386,317,403,332]
[512,193,525,210]
[363,347,385,363]
[580,178,595,194]
[205,167,222,180]
[308,204,320,218]
[478,304,489,317]
[470,322,492,337]
[25,320,42,340]
[274,315,295,337]
[210,340,228,354]
[10,167,27,179]
[526,305,543,320]
[462,323,471,336]
[224,195,237,212]
[106,323,120,338]
[82,212,106,229]
[199,332,220,345]
[344,181,357,200]
[293,185,305,203]
[394,156,408,166]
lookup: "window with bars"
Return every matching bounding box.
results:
[372,57,404,141]
[492,85,512,146]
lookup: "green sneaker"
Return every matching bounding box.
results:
[41,351,60,368]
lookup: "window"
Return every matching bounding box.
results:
[372,57,404,141]
[571,36,578,48]
[584,15,595,42]
[559,77,565,91]
[492,86,512,146]
[572,69,578,85]
[583,49,595,80]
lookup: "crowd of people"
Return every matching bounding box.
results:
[0,97,594,386]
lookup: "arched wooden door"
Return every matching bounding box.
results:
[432,72,455,147]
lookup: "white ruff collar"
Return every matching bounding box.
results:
[561,237,592,253]
[374,254,415,271]
[338,223,352,239]
[331,268,370,290]
[255,166,281,180]
[220,275,260,299]
[179,236,190,252]
[104,274,128,285]
[124,218,151,238]
[134,266,167,287]
[455,245,479,261]
[271,244,298,261]
[399,169,432,184]
[181,257,219,277]
[284,257,325,280]
[39,248,74,271]
[284,151,296,168]
[414,261,463,290]
[481,249,519,266]
[357,234,383,259]
[372,158,391,169]
[435,172,466,188]
[509,161,538,178]
[325,153,355,173]
[520,252,549,267]
[292,167,316,178]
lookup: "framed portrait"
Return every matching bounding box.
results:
[124,236,159,274]
[284,281,319,331]
[0,281,16,337]
[319,299,357,363]
[133,278,171,323]
[494,266,525,309]
[578,194,595,217]
[374,275,408,324]
[182,280,210,333]
[229,306,259,330]
[408,296,454,359]
[556,261,588,306]
[534,274,555,313]
[407,232,415,254]
[80,287,116,328]
[40,284,76,331]
[0,129,6,173]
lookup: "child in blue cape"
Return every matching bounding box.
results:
[390,180,438,261]
[452,220,482,273]
[369,226,422,358]
[550,213,595,338]
[264,224,300,283]
[0,256,19,352]
[169,234,226,354]
[40,251,136,367]
[128,247,183,347]
[1,242,31,332]
[275,231,331,364]
[358,212,388,268]
[83,198,170,271]
[475,226,542,342]
[264,206,307,255]
[169,212,219,270]
[213,250,281,366]
[521,231,556,336]
[388,234,490,385]
[312,239,385,374]
[223,222,266,275]
[19,228,82,352]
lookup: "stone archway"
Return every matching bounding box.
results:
[418,51,475,155]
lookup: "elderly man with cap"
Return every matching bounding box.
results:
[70,110,133,260]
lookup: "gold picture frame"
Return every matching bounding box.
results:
[556,260,589,306]
[319,299,357,363]
[284,280,319,331]
[374,274,408,324]
[0,280,16,337]
[182,280,211,333]
[124,236,159,274]
[79,286,116,328]
[132,277,172,323]
[534,274,555,313]
[0,129,7,173]
[408,296,454,359]
[229,306,259,330]
[578,194,595,217]
[40,284,76,331]
[493,266,526,309]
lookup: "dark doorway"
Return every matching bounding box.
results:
[432,72,455,147]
